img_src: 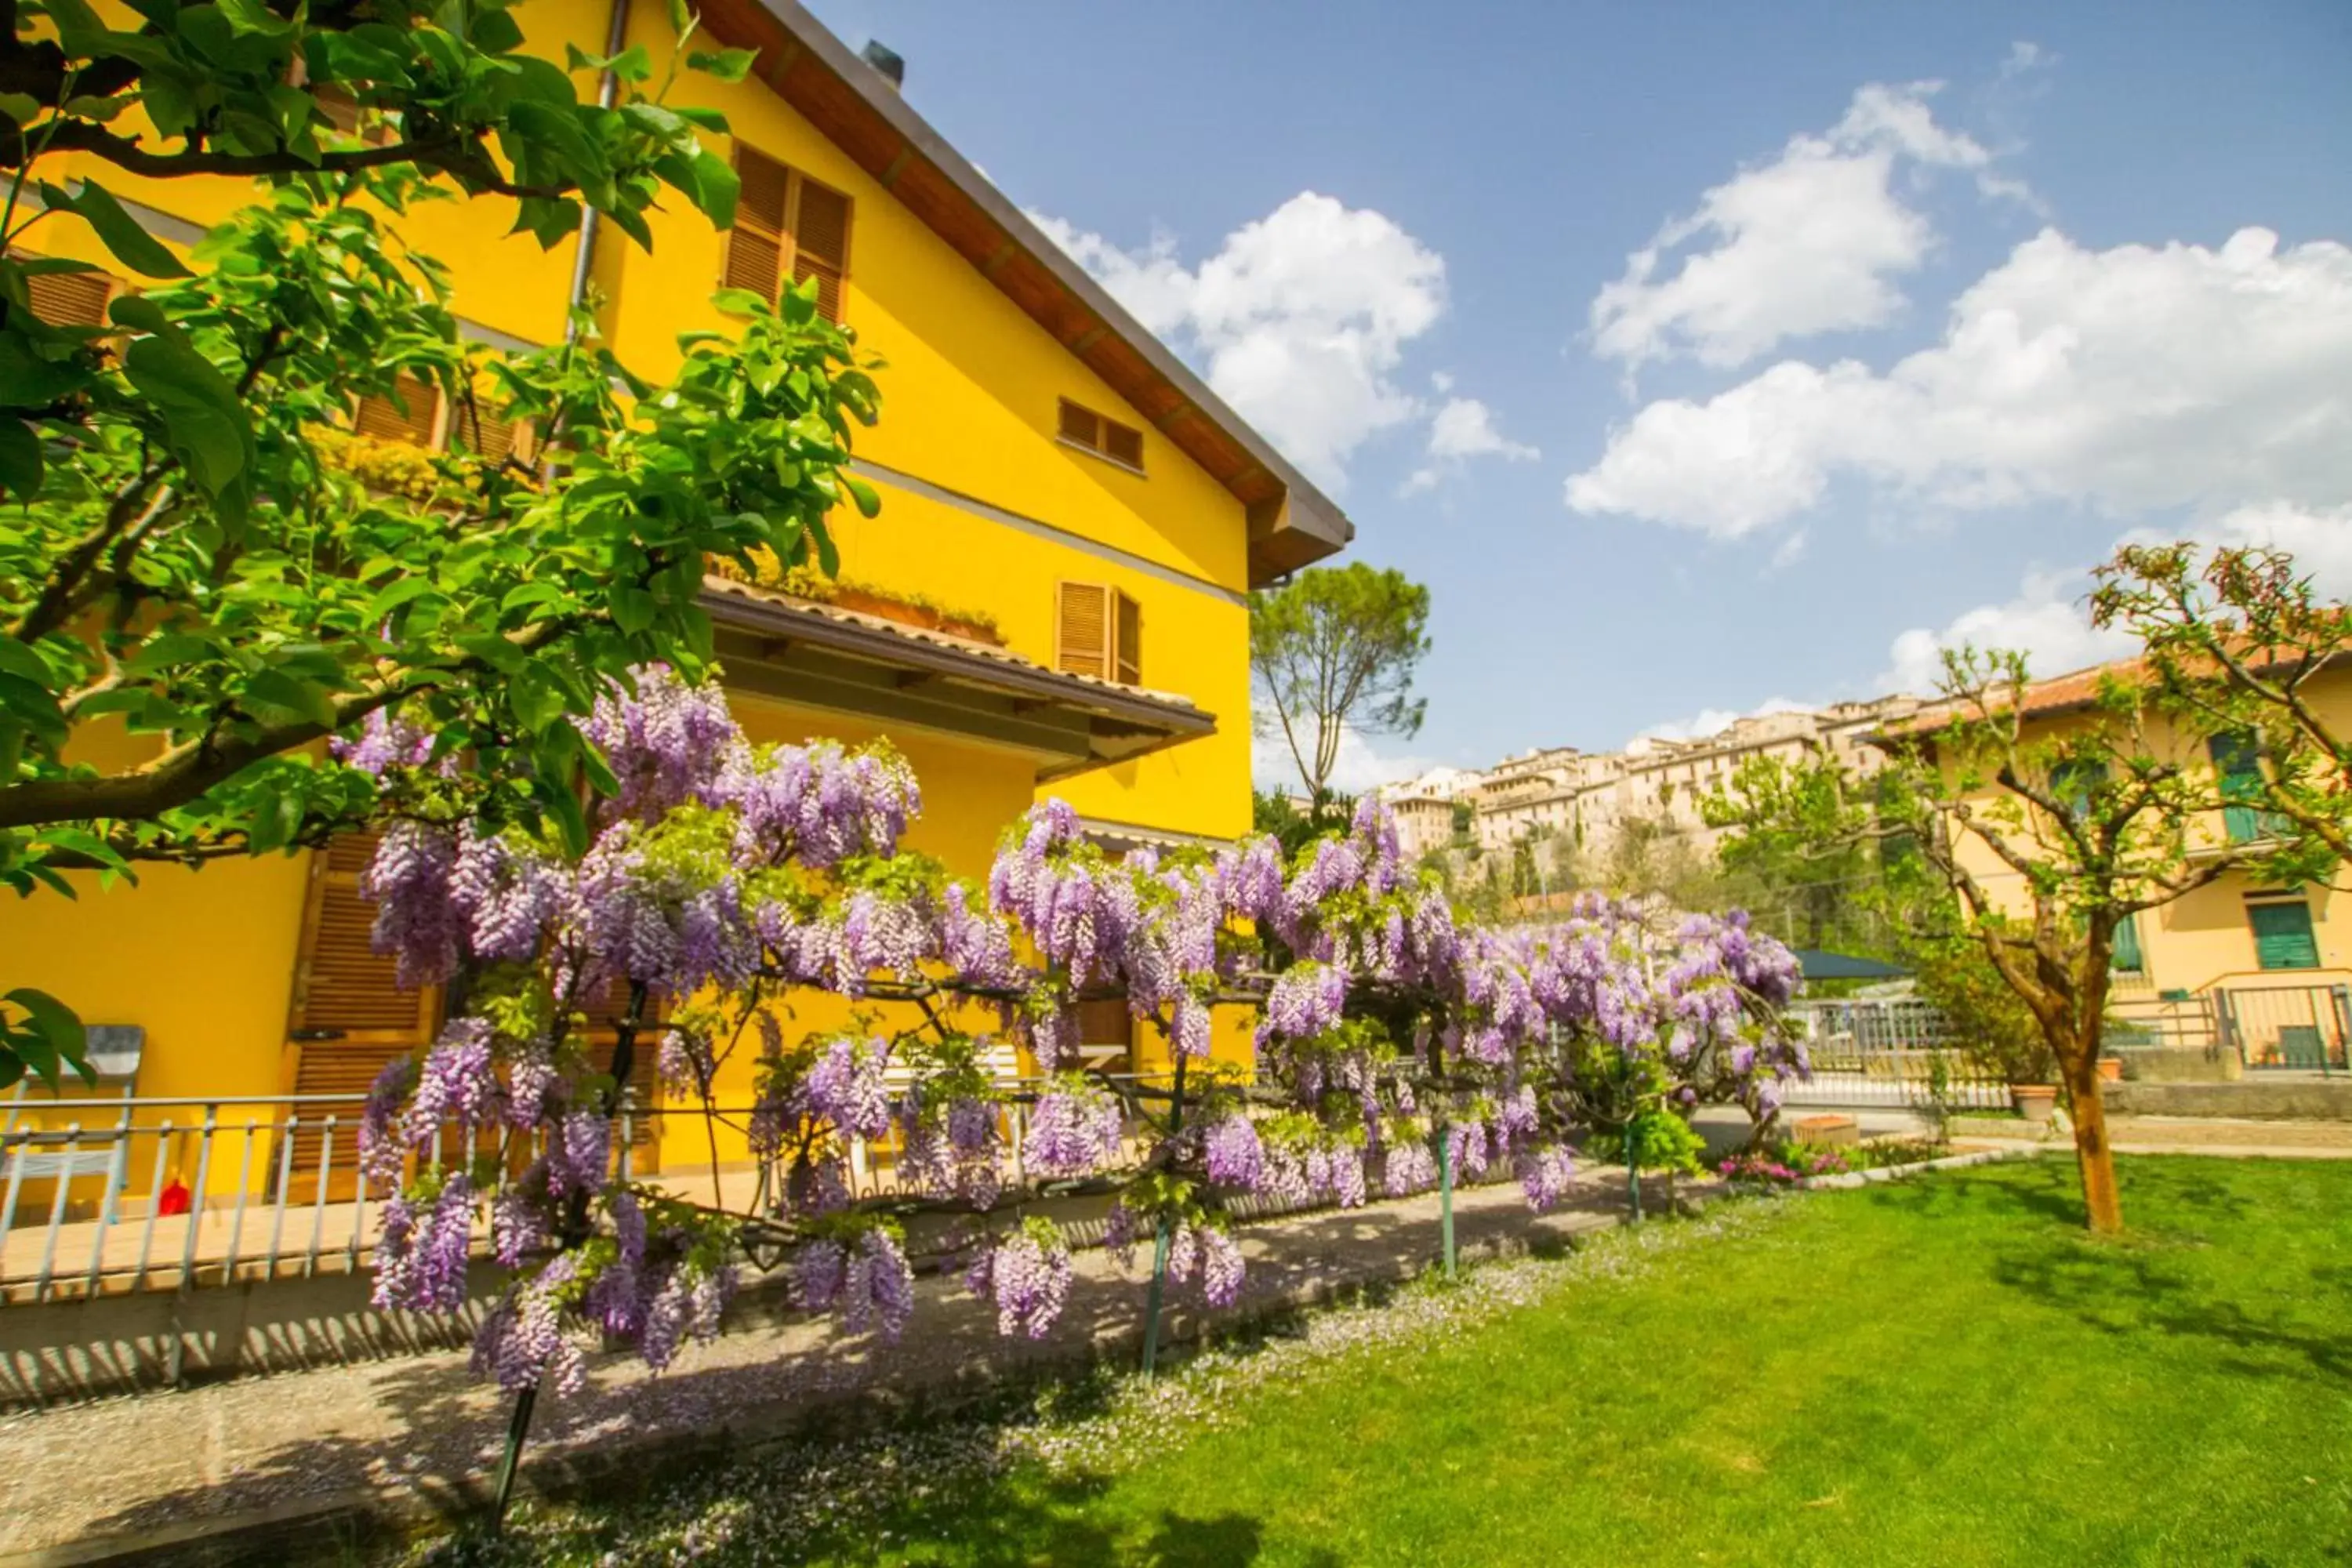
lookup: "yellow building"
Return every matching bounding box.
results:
[2,1,1353,1181]
[1897,654,2352,1070]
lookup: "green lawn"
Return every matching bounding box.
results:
[456,1158,2352,1567]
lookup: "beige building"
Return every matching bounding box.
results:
[1893,656,2351,1068]
[1398,695,1922,868]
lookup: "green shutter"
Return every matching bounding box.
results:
[2112,913,2144,975]
[2249,902,2320,971]
[2209,732,2280,844]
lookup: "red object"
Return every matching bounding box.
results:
[157,1179,191,1217]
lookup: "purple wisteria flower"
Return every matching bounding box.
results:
[972,1220,1073,1338]
[1022,1079,1124,1178]
[1203,1113,1265,1190]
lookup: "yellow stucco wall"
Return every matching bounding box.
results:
[4,1,1272,1185]
[32,0,1258,842]
[1942,667,2352,1000]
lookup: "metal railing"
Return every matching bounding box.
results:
[2217,983,2352,1073]
[0,1084,1080,1306]
[1783,999,2009,1110]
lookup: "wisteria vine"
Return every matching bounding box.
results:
[347,666,1806,1405]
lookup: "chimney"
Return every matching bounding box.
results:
[861,40,905,90]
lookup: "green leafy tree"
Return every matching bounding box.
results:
[1870,646,2303,1233]
[1250,562,1431,810]
[0,0,750,241]
[0,15,884,1087]
[2092,542,2352,880]
[1702,751,1888,953]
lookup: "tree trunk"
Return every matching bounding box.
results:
[2063,1049,2123,1234]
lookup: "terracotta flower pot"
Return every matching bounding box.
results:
[2096,1058,2123,1084]
[2011,1083,2060,1125]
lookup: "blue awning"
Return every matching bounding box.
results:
[1793,949,1910,981]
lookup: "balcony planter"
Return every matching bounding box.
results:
[831,586,1004,647]
[2010,1083,2060,1125]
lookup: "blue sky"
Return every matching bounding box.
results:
[805,1,2352,787]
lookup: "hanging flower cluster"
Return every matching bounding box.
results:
[350,666,1804,1400]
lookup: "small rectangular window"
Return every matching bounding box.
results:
[352,374,442,446]
[2112,913,2144,975]
[10,252,118,328]
[1057,397,1145,473]
[2249,900,2320,971]
[725,143,851,324]
[1055,581,1142,684]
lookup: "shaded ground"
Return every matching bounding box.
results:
[0,1167,1645,1560]
[423,1156,2352,1568]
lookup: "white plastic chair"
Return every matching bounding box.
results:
[2,1025,145,1224]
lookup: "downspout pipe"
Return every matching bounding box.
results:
[563,0,633,342]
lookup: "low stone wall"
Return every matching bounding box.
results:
[2117,1047,2243,1084]
[2106,1078,2352,1121]
[0,1261,503,1408]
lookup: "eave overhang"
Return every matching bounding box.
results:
[691,0,1355,587]
[701,578,1216,781]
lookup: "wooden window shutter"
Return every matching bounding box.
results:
[450,396,530,466]
[1055,581,1111,679]
[286,831,441,1184]
[1113,590,1142,685]
[726,144,791,302]
[353,374,441,446]
[1058,398,1101,448]
[790,176,851,324]
[20,262,115,328]
[2250,902,2320,971]
[1102,419,1144,470]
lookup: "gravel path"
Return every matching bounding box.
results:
[1959,1114,2352,1157]
[0,1171,1652,1562]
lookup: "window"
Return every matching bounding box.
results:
[1057,398,1145,472]
[2209,731,2286,844]
[9,252,118,328]
[2249,899,2320,971]
[2112,912,2145,975]
[2049,759,2108,823]
[353,373,442,446]
[1054,581,1142,684]
[726,144,851,323]
[350,374,534,465]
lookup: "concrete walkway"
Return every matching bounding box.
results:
[1957,1113,2352,1160]
[0,1171,1654,1563]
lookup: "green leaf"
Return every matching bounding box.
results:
[242,667,341,727]
[0,93,41,125]
[42,179,191,278]
[812,518,840,578]
[609,584,655,634]
[362,575,438,622]
[122,332,254,504]
[684,46,756,82]
[5,988,85,1084]
[215,0,295,35]
[842,473,880,519]
[499,581,565,615]
[0,419,42,500]
[455,631,528,673]
[0,638,53,688]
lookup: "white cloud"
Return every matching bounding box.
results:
[1033,194,1449,491]
[1629,696,1809,747]
[1403,394,1541,494]
[1878,567,2132,694]
[1876,502,2352,695]
[1589,82,2004,374]
[1253,720,1439,797]
[1570,227,2352,539]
